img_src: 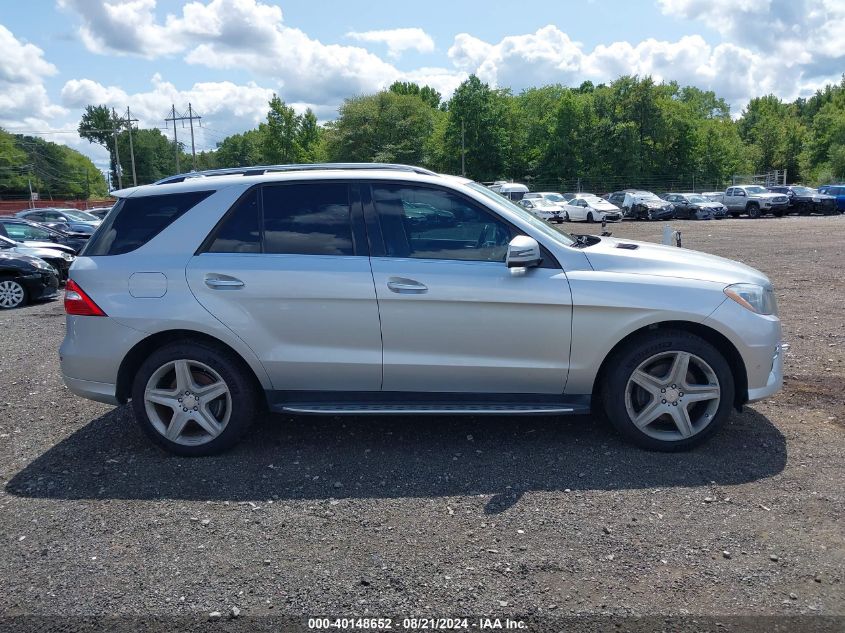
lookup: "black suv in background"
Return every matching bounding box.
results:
[767,185,838,215]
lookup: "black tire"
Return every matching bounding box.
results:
[600,329,735,451]
[131,340,258,456]
[564,211,570,222]
[586,211,594,223]
[730,212,741,218]
[747,203,761,218]
[0,276,27,309]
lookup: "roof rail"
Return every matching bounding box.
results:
[154,162,438,185]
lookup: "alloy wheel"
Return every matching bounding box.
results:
[0,280,25,309]
[144,359,232,446]
[624,350,721,442]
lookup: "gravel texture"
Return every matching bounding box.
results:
[0,215,842,628]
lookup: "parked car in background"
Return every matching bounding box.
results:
[718,185,789,218]
[0,235,74,280]
[519,197,564,222]
[524,191,570,205]
[699,192,724,202]
[59,163,783,456]
[0,250,59,309]
[817,184,845,212]
[489,182,529,201]
[562,195,623,222]
[663,193,726,220]
[767,185,837,215]
[16,208,101,235]
[606,190,635,208]
[620,191,674,220]
[0,218,89,254]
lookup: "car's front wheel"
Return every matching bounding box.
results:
[131,341,258,456]
[601,330,734,451]
[0,277,27,309]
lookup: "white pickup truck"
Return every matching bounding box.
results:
[717,185,789,218]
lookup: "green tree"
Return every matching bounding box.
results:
[260,95,302,164]
[325,90,435,165]
[443,75,510,181]
[215,129,264,168]
[389,81,442,108]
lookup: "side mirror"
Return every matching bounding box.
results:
[506,235,542,269]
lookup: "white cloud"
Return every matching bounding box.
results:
[658,0,845,74]
[347,28,435,59]
[60,74,276,151]
[0,25,66,127]
[444,21,843,114]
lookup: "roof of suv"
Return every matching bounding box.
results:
[116,163,467,198]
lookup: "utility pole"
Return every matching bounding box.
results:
[461,117,465,177]
[165,104,202,173]
[187,103,199,171]
[165,104,181,173]
[125,107,139,186]
[111,107,123,189]
[27,177,35,209]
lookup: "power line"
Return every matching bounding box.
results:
[164,104,203,171]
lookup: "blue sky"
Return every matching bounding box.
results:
[1,1,843,167]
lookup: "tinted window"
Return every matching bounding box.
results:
[207,190,260,253]
[2,222,53,241]
[262,183,354,256]
[372,184,513,262]
[85,191,213,256]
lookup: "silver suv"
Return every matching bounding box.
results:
[60,164,783,456]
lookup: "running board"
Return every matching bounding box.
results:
[279,404,578,415]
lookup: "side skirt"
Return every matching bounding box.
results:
[266,391,591,416]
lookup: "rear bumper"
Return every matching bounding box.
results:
[62,374,120,405]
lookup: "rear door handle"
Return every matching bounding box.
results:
[204,274,244,289]
[387,277,428,294]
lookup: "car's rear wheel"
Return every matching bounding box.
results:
[0,278,27,309]
[601,330,734,451]
[131,341,258,456]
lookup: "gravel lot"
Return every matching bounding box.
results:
[1,215,843,630]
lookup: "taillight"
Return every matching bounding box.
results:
[64,279,107,316]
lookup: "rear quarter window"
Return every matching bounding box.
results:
[84,191,213,256]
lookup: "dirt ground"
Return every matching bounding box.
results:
[0,214,842,631]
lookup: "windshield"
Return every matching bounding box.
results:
[633,191,660,200]
[534,199,558,207]
[792,186,816,195]
[744,186,767,194]
[62,209,100,222]
[465,182,576,247]
[687,195,707,203]
[544,194,566,202]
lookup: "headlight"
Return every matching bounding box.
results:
[61,252,74,261]
[812,197,821,202]
[724,283,778,315]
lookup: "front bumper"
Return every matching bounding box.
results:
[21,271,59,301]
[703,299,783,404]
[747,342,784,402]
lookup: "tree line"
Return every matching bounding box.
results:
[0,128,108,200]
[5,73,845,199]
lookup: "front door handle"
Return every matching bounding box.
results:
[387,277,428,294]
[205,274,244,289]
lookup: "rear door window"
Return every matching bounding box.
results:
[84,191,213,256]
[262,183,354,256]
